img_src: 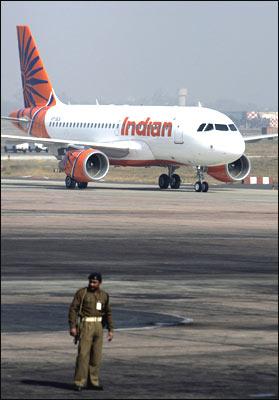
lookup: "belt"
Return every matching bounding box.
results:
[83,317,102,322]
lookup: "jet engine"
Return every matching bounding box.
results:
[207,154,251,183]
[62,148,109,183]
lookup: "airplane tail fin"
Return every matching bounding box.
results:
[16,25,56,108]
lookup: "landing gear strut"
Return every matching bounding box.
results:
[194,166,209,192]
[158,166,181,189]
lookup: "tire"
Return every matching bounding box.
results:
[65,176,76,189]
[194,181,202,192]
[158,174,170,189]
[170,174,181,189]
[202,181,209,192]
[77,182,88,189]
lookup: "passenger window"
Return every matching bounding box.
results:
[204,123,214,131]
[63,122,65,127]
[59,122,62,127]
[112,124,115,129]
[215,124,229,131]
[102,123,104,128]
[66,123,68,127]
[70,123,72,127]
[197,123,206,132]
[116,124,119,128]
[105,124,107,128]
[98,123,100,128]
[49,122,52,127]
[109,124,111,128]
[229,124,237,131]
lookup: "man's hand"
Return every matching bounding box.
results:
[70,327,77,337]
[107,331,114,342]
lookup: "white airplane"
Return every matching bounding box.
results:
[2,26,277,191]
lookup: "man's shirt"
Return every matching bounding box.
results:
[68,287,114,331]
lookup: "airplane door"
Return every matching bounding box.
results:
[174,123,184,144]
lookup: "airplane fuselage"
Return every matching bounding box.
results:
[43,104,245,167]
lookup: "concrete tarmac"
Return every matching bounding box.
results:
[1,180,278,399]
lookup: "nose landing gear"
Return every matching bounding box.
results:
[194,166,209,192]
[158,166,181,189]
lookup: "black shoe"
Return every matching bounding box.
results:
[88,384,104,391]
[74,385,84,391]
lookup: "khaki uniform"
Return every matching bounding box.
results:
[68,287,114,387]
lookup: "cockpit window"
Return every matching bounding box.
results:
[197,123,206,132]
[204,123,214,131]
[229,124,237,131]
[215,124,229,131]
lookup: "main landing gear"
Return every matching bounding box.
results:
[65,176,88,189]
[158,166,181,189]
[194,166,209,192]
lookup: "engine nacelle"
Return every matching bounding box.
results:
[62,148,109,182]
[207,154,251,183]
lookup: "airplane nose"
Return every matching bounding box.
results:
[209,133,245,162]
[229,135,245,158]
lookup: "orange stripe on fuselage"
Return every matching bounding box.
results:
[110,159,186,167]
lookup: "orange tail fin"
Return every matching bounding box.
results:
[17,25,56,107]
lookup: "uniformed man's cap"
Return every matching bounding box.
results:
[88,272,102,282]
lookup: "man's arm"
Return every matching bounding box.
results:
[68,290,82,336]
[105,294,114,341]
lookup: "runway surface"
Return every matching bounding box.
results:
[1,180,278,399]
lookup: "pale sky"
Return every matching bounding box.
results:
[1,1,278,111]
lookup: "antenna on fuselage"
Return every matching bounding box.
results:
[96,98,100,105]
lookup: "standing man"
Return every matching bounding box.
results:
[68,273,114,391]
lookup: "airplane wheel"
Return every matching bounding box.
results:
[194,181,202,192]
[65,176,76,189]
[202,181,209,192]
[158,174,170,189]
[170,174,181,189]
[77,182,88,189]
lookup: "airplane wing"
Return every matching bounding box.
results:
[242,133,278,143]
[0,133,138,158]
